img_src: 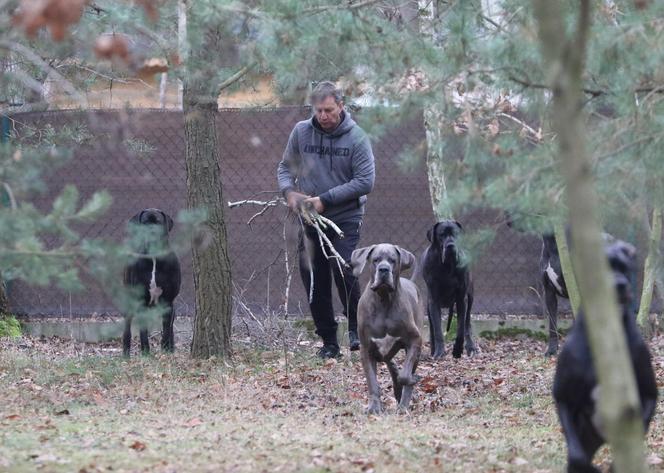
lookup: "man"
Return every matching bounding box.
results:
[277,81,375,358]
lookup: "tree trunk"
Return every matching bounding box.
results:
[554,221,580,315]
[177,0,187,110]
[423,104,452,219]
[184,91,233,359]
[418,1,452,220]
[0,280,9,314]
[637,207,661,337]
[532,1,647,472]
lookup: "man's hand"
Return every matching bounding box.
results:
[305,196,325,214]
[286,191,310,211]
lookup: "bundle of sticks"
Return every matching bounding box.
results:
[228,195,349,303]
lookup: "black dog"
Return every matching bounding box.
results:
[421,220,476,359]
[541,232,621,356]
[122,208,181,357]
[541,233,569,356]
[553,239,658,473]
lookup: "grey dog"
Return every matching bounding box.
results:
[351,243,424,414]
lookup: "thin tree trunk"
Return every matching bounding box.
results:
[0,280,9,314]
[640,208,664,329]
[554,221,580,315]
[532,1,647,472]
[423,105,452,219]
[418,1,452,220]
[184,92,233,359]
[637,207,661,336]
[177,0,187,110]
[159,72,168,109]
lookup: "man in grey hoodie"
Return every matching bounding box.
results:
[277,81,375,358]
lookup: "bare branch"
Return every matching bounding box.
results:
[497,112,543,143]
[0,40,86,106]
[218,63,256,94]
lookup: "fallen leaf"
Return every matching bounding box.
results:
[5,414,21,420]
[276,375,291,389]
[55,408,70,416]
[512,457,528,466]
[420,375,437,394]
[129,440,146,451]
[33,453,58,463]
[184,418,204,428]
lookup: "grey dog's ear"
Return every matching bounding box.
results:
[350,245,376,277]
[129,210,145,225]
[397,247,416,272]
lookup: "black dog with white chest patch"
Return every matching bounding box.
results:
[122,208,181,357]
[541,233,569,356]
[421,220,476,359]
[553,239,657,473]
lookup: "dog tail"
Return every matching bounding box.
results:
[445,311,453,334]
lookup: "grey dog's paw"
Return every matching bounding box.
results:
[366,400,383,415]
[465,342,478,357]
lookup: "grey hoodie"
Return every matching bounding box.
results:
[277,111,375,222]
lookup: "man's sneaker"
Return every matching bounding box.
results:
[317,344,341,359]
[349,331,360,351]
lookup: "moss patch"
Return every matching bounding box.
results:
[479,326,548,342]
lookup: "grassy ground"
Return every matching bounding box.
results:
[0,333,663,473]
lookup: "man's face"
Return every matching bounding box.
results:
[313,95,343,132]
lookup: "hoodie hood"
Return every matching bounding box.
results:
[311,110,355,138]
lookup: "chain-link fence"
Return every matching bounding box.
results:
[7,107,553,318]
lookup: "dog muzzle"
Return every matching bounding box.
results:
[371,267,394,292]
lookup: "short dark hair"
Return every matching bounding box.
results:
[310,81,343,105]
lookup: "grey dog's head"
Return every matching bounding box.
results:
[351,243,415,293]
[427,220,463,265]
[128,208,174,253]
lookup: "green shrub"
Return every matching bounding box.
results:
[0,314,21,337]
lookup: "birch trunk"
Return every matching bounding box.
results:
[418,1,452,219]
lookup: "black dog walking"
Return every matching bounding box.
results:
[421,220,476,359]
[122,208,181,357]
[553,239,657,473]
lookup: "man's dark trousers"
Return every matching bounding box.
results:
[298,219,361,346]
